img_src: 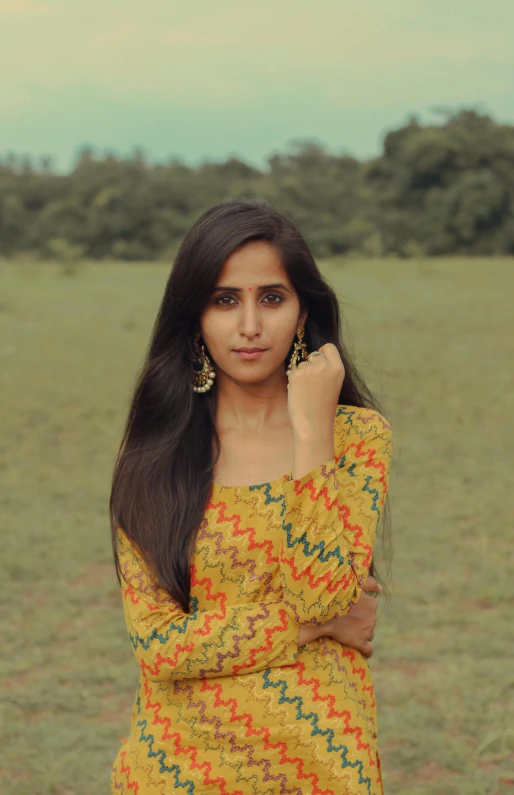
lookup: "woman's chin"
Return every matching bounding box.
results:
[229,368,286,387]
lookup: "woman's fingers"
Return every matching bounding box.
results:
[362,575,382,595]
[317,342,342,364]
[362,641,373,658]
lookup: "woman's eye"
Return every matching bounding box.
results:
[215,293,283,306]
[215,295,236,306]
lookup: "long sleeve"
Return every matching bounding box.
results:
[279,407,393,624]
[116,527,300,682]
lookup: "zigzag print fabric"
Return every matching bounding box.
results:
[111,405,393,794]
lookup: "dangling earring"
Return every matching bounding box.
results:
[286,325,309,376]
[192,333,216,393]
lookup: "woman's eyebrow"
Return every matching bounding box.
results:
[211,283,292,293]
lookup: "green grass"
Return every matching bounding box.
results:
[1,257,513,794]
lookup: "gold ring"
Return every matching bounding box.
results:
[308,351,325,362]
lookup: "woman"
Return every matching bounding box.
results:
[109,198,393,794]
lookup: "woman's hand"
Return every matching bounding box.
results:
[296,576,382,656]
[287,342,345,441]
[324,575,382,658]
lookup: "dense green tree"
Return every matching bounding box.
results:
[366,110,514,255]
[1,109,513,260]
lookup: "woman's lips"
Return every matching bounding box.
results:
[234,349,267,360]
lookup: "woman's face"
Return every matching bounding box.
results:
[199,240,307,385]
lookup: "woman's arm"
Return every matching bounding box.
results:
[298,575,382,654]
[118,523,381,682]
[279,408,392,624]
[327,575,382,657]
[117,527,301,682]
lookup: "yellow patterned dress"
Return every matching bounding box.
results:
[111,404,393,795]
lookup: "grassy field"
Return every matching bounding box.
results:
[1,257,513,794]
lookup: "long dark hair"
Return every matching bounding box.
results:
[109,198,392,612]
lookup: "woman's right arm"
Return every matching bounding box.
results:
[116,527,301,682]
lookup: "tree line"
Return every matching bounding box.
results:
[1,108,513,261]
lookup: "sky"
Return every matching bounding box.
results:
[1,0,513,171]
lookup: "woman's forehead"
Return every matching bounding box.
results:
[217,241,289,285]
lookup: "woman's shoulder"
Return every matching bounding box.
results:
[334,404,392,450]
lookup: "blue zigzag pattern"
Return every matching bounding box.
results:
[249,481,284,503]
[135,673,373,795]
[281,517,347,562]
[261,671,373,794]
[128,595,203,652]
[345,464,382,520]
[279,493,346,562]
[363,475,382,520]
[137,719,198,792]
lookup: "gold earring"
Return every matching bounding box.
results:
[192,334,216,393]
[286,325,309,376]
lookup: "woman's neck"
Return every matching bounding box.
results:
[214,370,290,433]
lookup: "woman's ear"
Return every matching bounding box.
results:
[299,307,308,327]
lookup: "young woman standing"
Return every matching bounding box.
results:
[110,198,393,794]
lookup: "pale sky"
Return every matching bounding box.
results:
[1,0,513,171]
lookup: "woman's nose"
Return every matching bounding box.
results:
[239,300,261,337]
